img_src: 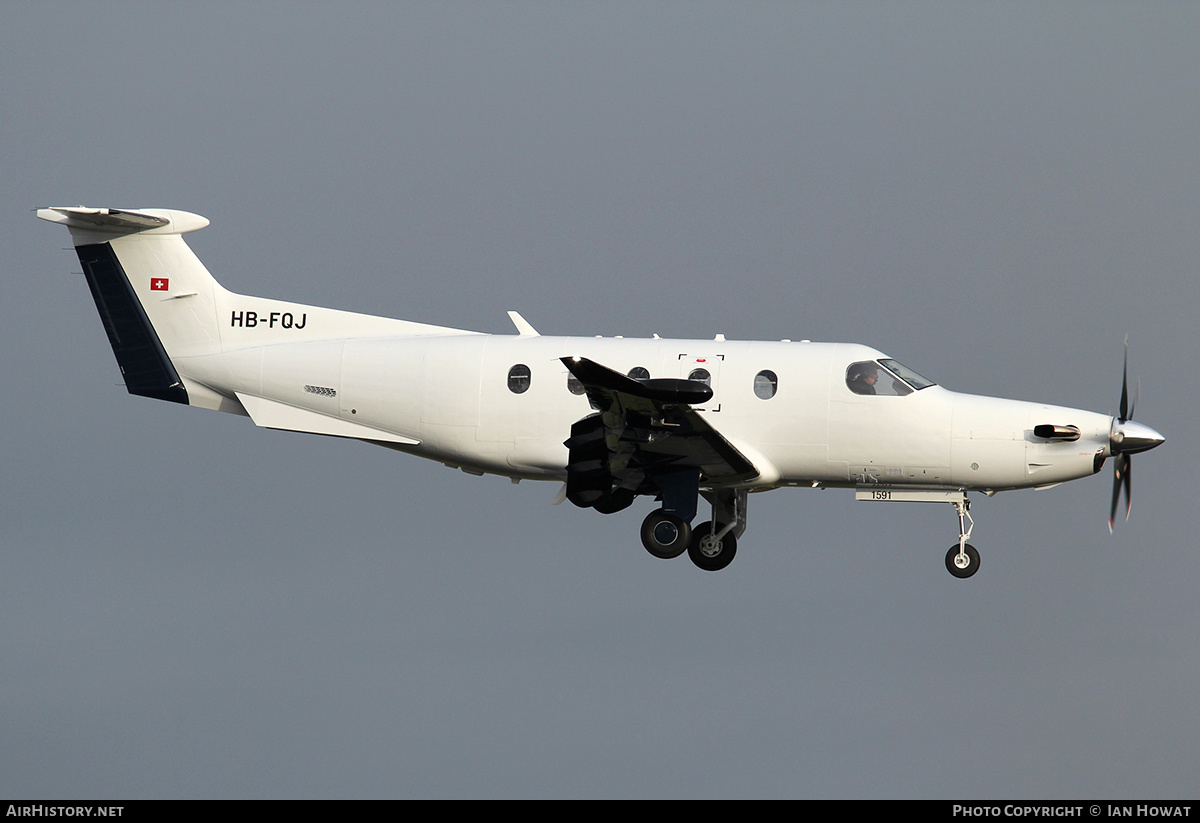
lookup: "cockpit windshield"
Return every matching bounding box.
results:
[878,359,936,390]
[846,359,937,396]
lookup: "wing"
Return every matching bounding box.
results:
[561,357,759,510]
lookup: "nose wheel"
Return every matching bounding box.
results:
[945,543,980,578]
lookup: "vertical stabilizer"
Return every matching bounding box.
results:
[39,207,223,406]
[40,206,477,413]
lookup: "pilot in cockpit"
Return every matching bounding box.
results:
[847,363,879,395]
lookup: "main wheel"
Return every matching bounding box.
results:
[640,510,691,559]
[945,544,981,578]
[688,522,737,571]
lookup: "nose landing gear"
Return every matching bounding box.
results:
[855,488,982,578]
[946,497,979,578]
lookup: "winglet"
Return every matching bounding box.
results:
[507,311,539,337]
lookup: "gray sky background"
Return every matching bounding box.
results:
[3,1,1197,799]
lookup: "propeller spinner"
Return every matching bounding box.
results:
[1108,342,1165,531]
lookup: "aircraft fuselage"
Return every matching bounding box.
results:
[178,333,1113,494]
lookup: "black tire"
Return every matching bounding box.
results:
[688,522,737,571]
[945,544,981,578]
[640,510,691,559]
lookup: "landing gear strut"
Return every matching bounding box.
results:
[687,488,747,571]
[946,497,979,579]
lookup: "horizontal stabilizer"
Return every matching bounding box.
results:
[37,207,209,236]
[235,393,420,446]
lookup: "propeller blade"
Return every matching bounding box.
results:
[1123,454,1133,522]
[1107,340,1162,532]
[1108,453,1129,533]
[1119,341,1129,423]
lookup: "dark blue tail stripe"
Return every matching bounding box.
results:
[76,242,189,405]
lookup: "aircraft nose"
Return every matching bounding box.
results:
[1110,419,1165,455]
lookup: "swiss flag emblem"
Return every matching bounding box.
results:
[150,278,169,291]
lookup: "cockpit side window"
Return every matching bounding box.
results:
[846,360,918,396]
[848,361,888,395]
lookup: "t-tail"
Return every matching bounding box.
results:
[39,206,470,414]
[39,207,222,406]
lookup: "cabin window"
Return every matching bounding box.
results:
[754,370,778,399]
[507,364,531,394]
[567,374,586,395]
[627,366,650,380]
[688,368,711,387]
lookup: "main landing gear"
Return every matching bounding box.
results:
[640,489,746,571]
[687,521,737,572]
[640,510,690,559]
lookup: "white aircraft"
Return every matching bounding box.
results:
[39,206,1165,577]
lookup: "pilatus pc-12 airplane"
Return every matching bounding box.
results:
[39,206,1164,577]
